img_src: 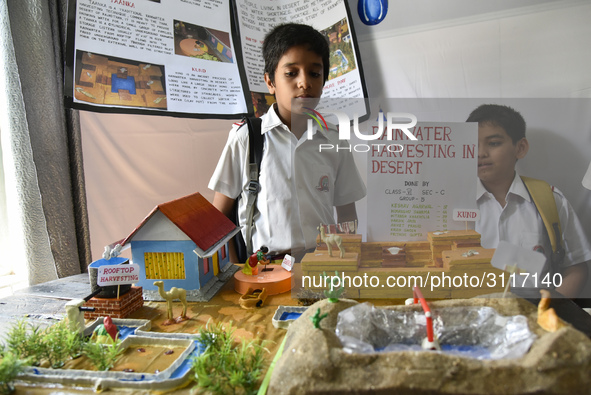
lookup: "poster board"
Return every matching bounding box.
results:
[234,0,368,116]
[366,121,478,241]
[64,0,368,119]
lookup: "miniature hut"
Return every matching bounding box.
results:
[121,192,240,301]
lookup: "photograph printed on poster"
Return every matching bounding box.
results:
[320,18,357,81]
[74,50,167,109]
[173,20,234,63]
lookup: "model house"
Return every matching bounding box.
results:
[121,192,240,301]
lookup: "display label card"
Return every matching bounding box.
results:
[281,254,295,272]
[97,264,140,286]
[453,208,480,221]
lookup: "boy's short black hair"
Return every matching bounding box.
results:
[262,23,330,85]
[466,104,526,143]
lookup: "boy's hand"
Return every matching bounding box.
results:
[336,203,357,223]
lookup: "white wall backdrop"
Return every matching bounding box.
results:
[81,0,591,263]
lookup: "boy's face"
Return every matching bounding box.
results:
[264,45,324,128]
[477,122,528,186]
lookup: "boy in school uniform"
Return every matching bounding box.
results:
[467,104,590,298]
[209,23,366,261]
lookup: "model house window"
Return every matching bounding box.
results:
[203,257,210,274]
[144,252,186,279]
[221,245,227,260]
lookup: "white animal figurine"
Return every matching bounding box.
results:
[153,281,188,325]
[318,224,345,258]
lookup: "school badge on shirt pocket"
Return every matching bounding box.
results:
[316,175,330,192]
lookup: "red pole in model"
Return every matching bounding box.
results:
[412,286,440,351]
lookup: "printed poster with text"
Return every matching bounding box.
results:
[234,0,368,117]
[65,0,367,118]
[366,122,478,242]
[65,0,249,117]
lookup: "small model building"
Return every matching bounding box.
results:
[428,230,482,267]
[302,229,505,299]
[121,192,240,301]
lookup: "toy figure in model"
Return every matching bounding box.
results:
[243,246,270,275]
[537,289,567,332]
[311,308,328,329]
[153,281,188,325]
[318,224,345,258]
[91,316,119,344]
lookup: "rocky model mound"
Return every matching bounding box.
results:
[268,295,591,394]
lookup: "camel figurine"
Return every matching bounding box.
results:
[318,224,345,258]
[153,281,188,325]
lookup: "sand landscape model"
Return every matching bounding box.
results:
[268,295,591,394]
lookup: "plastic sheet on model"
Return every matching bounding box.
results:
[335,303,536,360]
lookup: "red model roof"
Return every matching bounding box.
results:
[122,192,237,253]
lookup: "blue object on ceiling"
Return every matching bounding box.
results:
[358,0,388,26]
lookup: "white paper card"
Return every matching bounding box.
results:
[281,254,295,272]
[453,208,480,221]
[97,264,140,286]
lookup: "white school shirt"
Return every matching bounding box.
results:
[475,173,591,275]
[208,105,366,255]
